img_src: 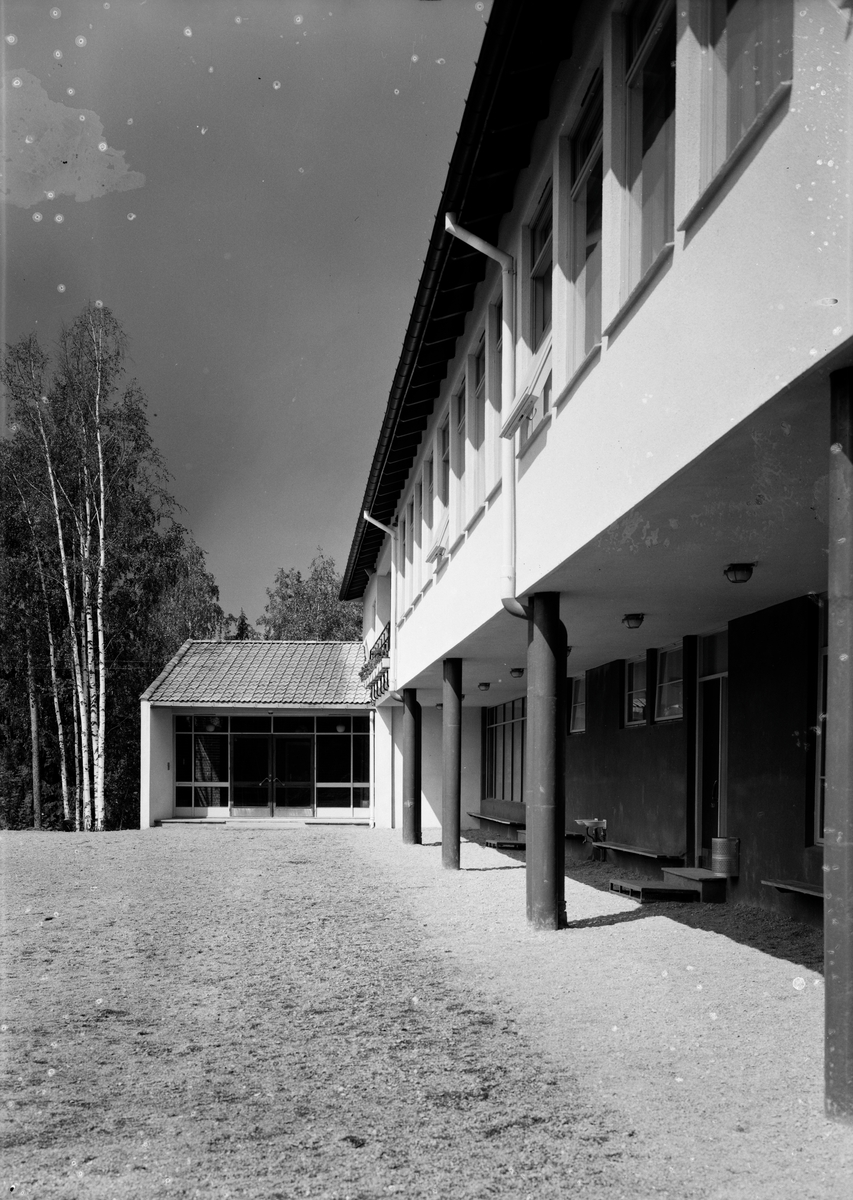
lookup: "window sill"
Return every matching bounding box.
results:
[465,503,486,533]
[677,80,792,234]
[602,242,674,340]
[448,530,467,556]
[517,411,552,458]
[555,343,602,411]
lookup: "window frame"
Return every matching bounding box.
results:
[570,70,604,365]
[569,674,587,734]
[625,656,648,727]
[529,182,553,353]
[623,0,677,296]
[655,644,685,721]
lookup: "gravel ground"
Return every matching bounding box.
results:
[2,825,852,1199]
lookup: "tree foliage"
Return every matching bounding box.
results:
[258,550,362,641]
[1,303,222,830]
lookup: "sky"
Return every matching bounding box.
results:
[1,0,491,621]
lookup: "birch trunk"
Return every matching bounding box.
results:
[25,638,42,830]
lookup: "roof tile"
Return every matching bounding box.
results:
[141,641,370,707]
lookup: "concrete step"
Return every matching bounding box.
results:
[661,867,728,902]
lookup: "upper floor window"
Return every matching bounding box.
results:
[626,0,676,288]
[571,72,603,359]
[625,657,647,725]
[520,372,552,450]
[439,418,450,509]
[569,675,586,733]
[702,0,793,186]
[453,385,467,531]
[472,335,486,505]
[425,453,434,536]
[530,185,553,351]
[656,645,684,720]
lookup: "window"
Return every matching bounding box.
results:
[625,658,647,725]
[425,454,434,536]
[439,417,450,509]
[414,481,423,593]
[569,676,586,733]
[702,0,793,187]
[626,0,676,288]
[453,385,466,530]
[529,185,553,350]
[520,372,552,449]
[491,299,503,483]
[472,335,486,506]
[656,645,684,719]
[399,509,408,605]
[175,714,230,808]
[484,699,526,803]
[405,498,415,603]
[571,72,603,358]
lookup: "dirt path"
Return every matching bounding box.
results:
[2,827,852,1199]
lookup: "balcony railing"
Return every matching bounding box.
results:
[359,621,391,700]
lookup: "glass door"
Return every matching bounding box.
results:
[231,736,272,816]
[274,736,313,817]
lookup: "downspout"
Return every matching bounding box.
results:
[444,213,528,619]
[363,510,399,689]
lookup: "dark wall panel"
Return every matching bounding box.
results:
[727,596,820,916]
[565,660,686,854]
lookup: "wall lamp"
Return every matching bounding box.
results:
[724,562,754,584]
[509,667,525,678]
[622,613,645,629]
[478,682,490,692]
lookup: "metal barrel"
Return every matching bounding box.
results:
[711,837,739,877]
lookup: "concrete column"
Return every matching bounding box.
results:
[442,658,463,870]
[525,593,567,930]
[825,365,853,1124]
[401,688,422,845]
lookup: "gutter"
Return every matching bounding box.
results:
[443,214,529,621]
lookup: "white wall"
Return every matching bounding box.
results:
[383,0,851,689]
[140,703,173,827]
[373,704,395,828]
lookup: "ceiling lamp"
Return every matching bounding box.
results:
[478,682,490,692]
[509,667,524,678]
[724,562,754,584]
[622,613,644,629]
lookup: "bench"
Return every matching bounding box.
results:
[596,841,685,862]
[761,878,824,899]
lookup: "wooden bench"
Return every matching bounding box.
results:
[595,841,685,864]
[467,799,526,844]
[761,878,824,899]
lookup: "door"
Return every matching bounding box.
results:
[231,736,272,816]
[274,736,313,817]
[697,676,728,866]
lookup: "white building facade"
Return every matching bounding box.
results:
[341,0,853,1117]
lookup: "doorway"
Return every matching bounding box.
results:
[697,674,728,867]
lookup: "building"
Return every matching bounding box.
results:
[339,1,853,1118]
[140,641,374,827]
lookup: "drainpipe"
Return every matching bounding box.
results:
[363,511,398,691]
[444,214,527,619]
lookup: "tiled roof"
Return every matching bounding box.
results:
[141,641,370,707]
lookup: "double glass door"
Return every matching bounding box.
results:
[232,736,313,817]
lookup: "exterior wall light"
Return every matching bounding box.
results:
[622,613,644,629]
[510,667,524,678]
[724,562,754,583]
[478,682,490,691]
